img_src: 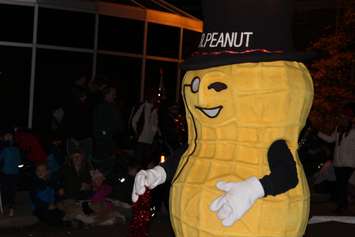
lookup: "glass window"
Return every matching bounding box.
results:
[182,29,201,59]
[147,23,180,58]
[96,54,142,118]
[98,15,144,54]
[33,49,93,131]
[0,4,34,43]
[38,8,95,48]
[145,60,178,104]
[0,46,31,128]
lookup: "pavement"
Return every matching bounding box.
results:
[0,191,38,229]
[1,191,355,237]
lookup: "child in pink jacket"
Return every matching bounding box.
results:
[90,170,113,210]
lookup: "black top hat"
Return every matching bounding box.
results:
[182,0,315,70]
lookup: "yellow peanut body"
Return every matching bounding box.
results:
[170,61,314,237]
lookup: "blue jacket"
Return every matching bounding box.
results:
[30,177,56,211]
[0,146,22,175]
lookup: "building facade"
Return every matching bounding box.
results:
[0,0,202,130]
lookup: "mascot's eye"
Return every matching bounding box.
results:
[208,82,227,92]
[191,77,200,93]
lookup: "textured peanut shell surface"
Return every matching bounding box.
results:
[170,61,314,237]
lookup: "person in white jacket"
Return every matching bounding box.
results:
[131,94,159,168]
[318,103,355,212]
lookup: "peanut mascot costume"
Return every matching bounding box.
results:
[132,0,314,237]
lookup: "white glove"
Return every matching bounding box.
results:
[210,176,265,227]
[131,165,167,203]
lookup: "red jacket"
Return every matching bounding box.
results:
[14,131,47,164]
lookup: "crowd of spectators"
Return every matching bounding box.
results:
[0,74,187,227]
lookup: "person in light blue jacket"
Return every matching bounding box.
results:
[0,130,22,217]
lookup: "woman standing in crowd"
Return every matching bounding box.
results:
[318,103,355,213]
[130,90,159,168]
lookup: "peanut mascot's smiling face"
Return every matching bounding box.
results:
[182,61,314,130]
[182,65,235,125]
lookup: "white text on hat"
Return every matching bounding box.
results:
[198,32,254,49]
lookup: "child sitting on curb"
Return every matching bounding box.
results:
[30,163,64,226]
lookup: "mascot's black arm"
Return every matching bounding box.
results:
[161,144,187,181]
[260,140,298,196]
[161,140,298,197]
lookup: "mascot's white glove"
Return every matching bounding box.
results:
[131,165,167,203]
[210,176,265,227]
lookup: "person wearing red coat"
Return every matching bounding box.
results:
[14,130,47,164]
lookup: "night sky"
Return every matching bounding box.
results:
[165,0,340,50]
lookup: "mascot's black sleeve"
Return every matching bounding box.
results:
[160,144,187,181]
[160,140,297,196]
[260,140,298,196]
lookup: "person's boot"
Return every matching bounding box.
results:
[8,208,14,217]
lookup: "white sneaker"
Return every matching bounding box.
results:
[98,217,115,226]
[75,214,95,224]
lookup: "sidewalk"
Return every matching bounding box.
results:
[1,191,355,237]
[0,191,38,229]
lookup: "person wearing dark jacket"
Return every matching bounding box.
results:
[58,149,92,200]
[92,86,124,160]
[64,86,93,160]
